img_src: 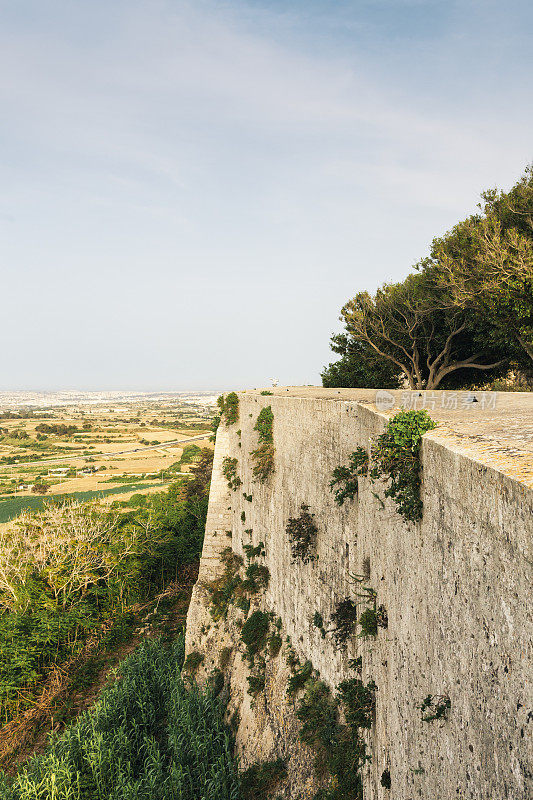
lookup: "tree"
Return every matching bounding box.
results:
[341,271,508,390]
[31,482,49,494]
[321,334,402,388]
[431,214,532,365]
[338,166,533,389]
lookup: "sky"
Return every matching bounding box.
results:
[1,0,532,391]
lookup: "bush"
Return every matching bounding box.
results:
[370,410,436,522]
[246,673,265,696]
[251,407,275,483]
[221,457,242,491]
[207,549,244,620]
[0,456,212,724]
[337,678,376,730]
[241,563,270,593]
[286,504,318,563]
[358,607,377,638]
[240,611,270,659]
[329,447,368,506]
[217,393,239,426]
[287,660,313,696]
[330,599,358,647]
[239,758,286,799]
[183,650,204,673]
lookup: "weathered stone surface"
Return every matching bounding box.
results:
[186,389,533,800]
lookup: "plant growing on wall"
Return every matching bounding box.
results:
[222,456,242,491]
[183,650,204,674]
[239,759,287,799]
[357,607,378,638]
[337,677,376,729]
[417,694,451,722]
[330,598,358,647]
[287,660,313,697]
[207,548,244,620]
[216,392,240,426]
[329,447,369,505]
[222,392,239,425]
[286,504,318,563]
[209,413,221,443]
[296,677,370,800]
[370,410,436,522]
[243,542,265,560]
[240,610,270,661]
[241,562,270,593]
[251,406,275,482]
[313,611,326,638]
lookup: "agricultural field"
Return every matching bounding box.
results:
[0,392,216,522]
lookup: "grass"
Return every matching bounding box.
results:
[0,636,240,800]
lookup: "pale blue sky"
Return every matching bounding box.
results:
[1,0,531,390]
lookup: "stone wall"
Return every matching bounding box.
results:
[185,390,532,800]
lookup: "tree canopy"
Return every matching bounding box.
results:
[323,166,532,390]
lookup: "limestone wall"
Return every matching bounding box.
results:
[185,390,532,800]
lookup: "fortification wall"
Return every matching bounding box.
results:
[185,389,532,800]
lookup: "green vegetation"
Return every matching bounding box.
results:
[206,549,244,620]
[0,452,212,725]
[240,611,270,661]
[381,769,391,789]
[179,443,202,465]
[221,456,242,491]
[0,636,240,800]
[216,393,239,427]
[370,410,437,522]
[0,482,168,523]
[183,650,204,673]
[417,694,451,722]
[242,542,265,560]
[287,660,313,697]
[286,504,318,563]
[239,758,286,799]
[241,562,270,593]
[357,608,377,638]
[329,447,369,506]
[322,337,402,389]
[34,424,78,436]
[330,599,358,647]
[251,406,275,483]
[337,677,376,730]
[295,670,377,800]
[324,166,533,390]
[313,611,326,638]
[246,672,265,697]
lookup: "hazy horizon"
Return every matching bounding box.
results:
[2,0,532,391]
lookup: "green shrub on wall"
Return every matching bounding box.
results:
[222,456,242,491]
[329,447,369,506]
[213,393,239,436]
[286,504,318,563]
[370,410,436,522]
[221,392,239,426]
[251,406,275,483]
[241,611,270,660]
